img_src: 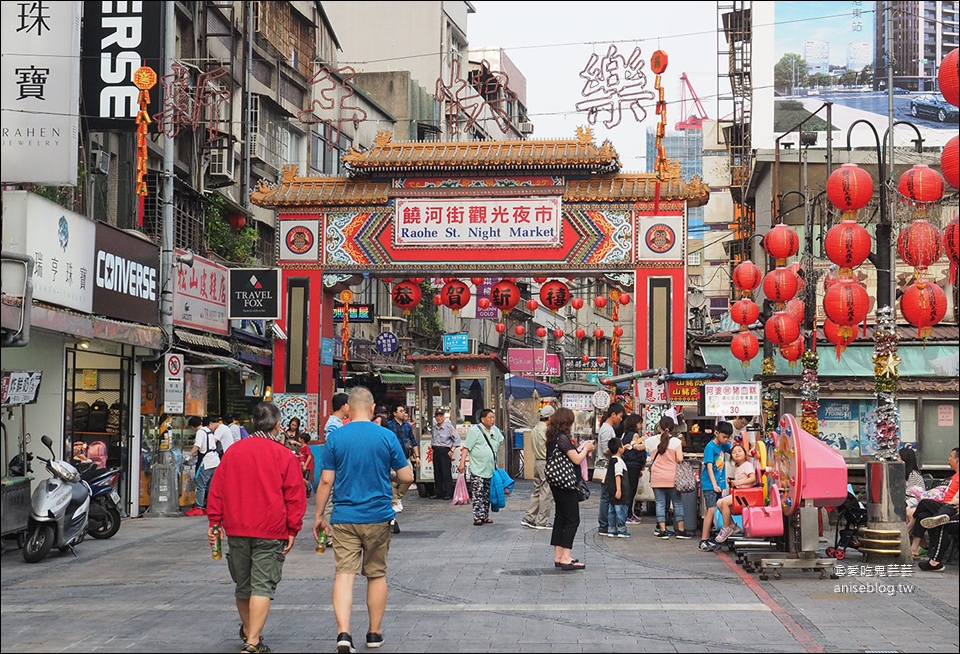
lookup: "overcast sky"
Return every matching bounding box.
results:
[467,1,721,172]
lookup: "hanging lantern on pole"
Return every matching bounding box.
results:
[786,262,805,292]
[571,297,584,310]
[515,325,526,336]
[897,164,946,209]
[494,322,506,334]
[536,326,547,338]
[730,298,760,327]
[732,261,762,297]
[731,332,759,366]
[900,279,947,339]
[763,224,800,264]
[525,299,539,312]
[779,338,804,368]
[826,163,874,217]
[764,311,801,346]
[575,328,586,340]
[440,280,471,314]
[785,298,805,325]
[594,296,608,309]
[824,221,872,273]
[539,280,570,312]
[490,280,520,312]
[553,328,565,339]
[593,328,605,339]
[823,278,869,340]
[942,135,959,190]
[762,267,799,303]
[824,318,858,358]
[897,219,944,276]
[937,47,959,107]
[944,216,959,285]
[391,280,422,315]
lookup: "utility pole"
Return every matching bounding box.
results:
[160,6,175,344]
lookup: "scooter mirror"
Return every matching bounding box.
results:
[24,432,31,444]
[41,434,53,449]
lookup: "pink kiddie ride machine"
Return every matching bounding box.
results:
[733,414,848,580]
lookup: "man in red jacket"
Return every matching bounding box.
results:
[207,401,307,654]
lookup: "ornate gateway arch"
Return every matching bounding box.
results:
[251,128,709,416]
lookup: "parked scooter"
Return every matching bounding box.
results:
[22,435,91,563]
[77,462,123,539]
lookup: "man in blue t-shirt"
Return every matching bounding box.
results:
[313,387,413,653]
[699,421,734,552]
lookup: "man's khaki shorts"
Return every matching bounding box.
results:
[225,536,286,599]
[331,522,392,578]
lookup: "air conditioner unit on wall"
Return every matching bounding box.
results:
[91,150,110,175]
[518,121,534,134]
[208,141,236,185]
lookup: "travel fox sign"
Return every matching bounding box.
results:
[394,197,561,247]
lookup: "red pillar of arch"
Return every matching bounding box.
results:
[633,267,686,374]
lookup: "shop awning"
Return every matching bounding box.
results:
[379,372,415,385]
[175,346,257,377]
[175,328,233,353]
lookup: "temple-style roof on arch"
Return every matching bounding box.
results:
[250,162,710,208]
[342,127,621,174]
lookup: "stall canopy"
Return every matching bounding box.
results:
[505,374,555,399]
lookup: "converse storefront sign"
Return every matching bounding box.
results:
[92,222,160,324]
[228,269,281,320]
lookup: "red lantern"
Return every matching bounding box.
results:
[613,326,624,337]
[898,164,945,205]
[650,50,669,75]
[762,267,799,303]
[826,163,874,213]
[533,277,547,283]
[409,277,424,283]
[785,298,805,325]
[823,279,869,338]
[575,328,586,339]
[536,327,547,338]
[596,357,606,367]
[229,214,246,230]
[823,266,841,292]
[944,216,959,284]
[539,280,570,312]
[504,277,517,283]
[730,299,760,327]
[824,221,872,269]
[442,277,457,284]
[764,311,800,346]
[779,338,804,365]
[515,325,526,336]
[553,328,564,339]
[593,328,605,339]
[490,280,520,312]
[897,219,943,271]
[582,355,590,364]
[732,261,762,293]
[440,280,471,312]
[938,48,959,107]
[594,296,608,309]
[471,277,485,286]
[900,279,947,339]
[494,322,506,334]
[525,299,539,312]
[824,318,857,349]
[381,277,394,283]
[942,135,959,190]
[478,297,491,310]
[764,224,800,261]
[391,281,422,314]
[571,297,584,310]
[731,332,759,363]
[618,293,630,305]
[433,294,443,306]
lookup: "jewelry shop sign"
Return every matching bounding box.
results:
[394,197,562,247]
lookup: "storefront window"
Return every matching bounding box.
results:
[919,400,959,468]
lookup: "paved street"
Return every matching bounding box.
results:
[2,480,957,653]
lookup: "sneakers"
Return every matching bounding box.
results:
[617,531,632,538]
[674,530,693,540]
[392,500,403,513]
[710,540,723,552]
[699,539,721,552]
[657,529,673,539]
[920,514,951,530]
[626,516,640,524]
[337,632,356,653]
[366,632,384,648]
[185,507,204,516]
[602,532,618,537]
[241,639,271,653]
[918,559,945,572]
[715,525,736,543]
[521,519,537,529]
[534,523,552,530]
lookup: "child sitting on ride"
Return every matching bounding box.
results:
[714,443,758,543]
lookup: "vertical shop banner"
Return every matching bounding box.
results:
[1,191,95,313]
[1,1,81,185]
[80,0,165,130]
[172,249,229,335]
[474,278,499,319]
[93,223,160,324]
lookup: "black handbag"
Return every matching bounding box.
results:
[545,442,578,490]
[576,478,591,502]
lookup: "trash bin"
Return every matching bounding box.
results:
[149,452,181,516]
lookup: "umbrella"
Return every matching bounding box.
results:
[504,374,555,399]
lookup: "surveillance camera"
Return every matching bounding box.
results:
[175,251,195,268]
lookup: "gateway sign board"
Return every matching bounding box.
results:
[394,198,561,247]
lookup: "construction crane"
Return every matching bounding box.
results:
[675,72,709,131]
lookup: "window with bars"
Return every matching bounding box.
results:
[249,95,285,171]
[140,173,206,254]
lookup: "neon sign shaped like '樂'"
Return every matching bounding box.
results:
[575,45,656,129]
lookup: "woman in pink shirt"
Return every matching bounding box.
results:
[646,416,691,539]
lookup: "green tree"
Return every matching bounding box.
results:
[204,194,258,264]
[774,53,809,95]
[407,281,444,350]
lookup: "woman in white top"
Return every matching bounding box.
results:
[646,415,690,539]
[714,444,757,542]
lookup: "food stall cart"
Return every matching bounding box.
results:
[1,370,42,550]
[409,354,509,496]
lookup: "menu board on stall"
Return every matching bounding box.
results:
[702,382,761,418]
